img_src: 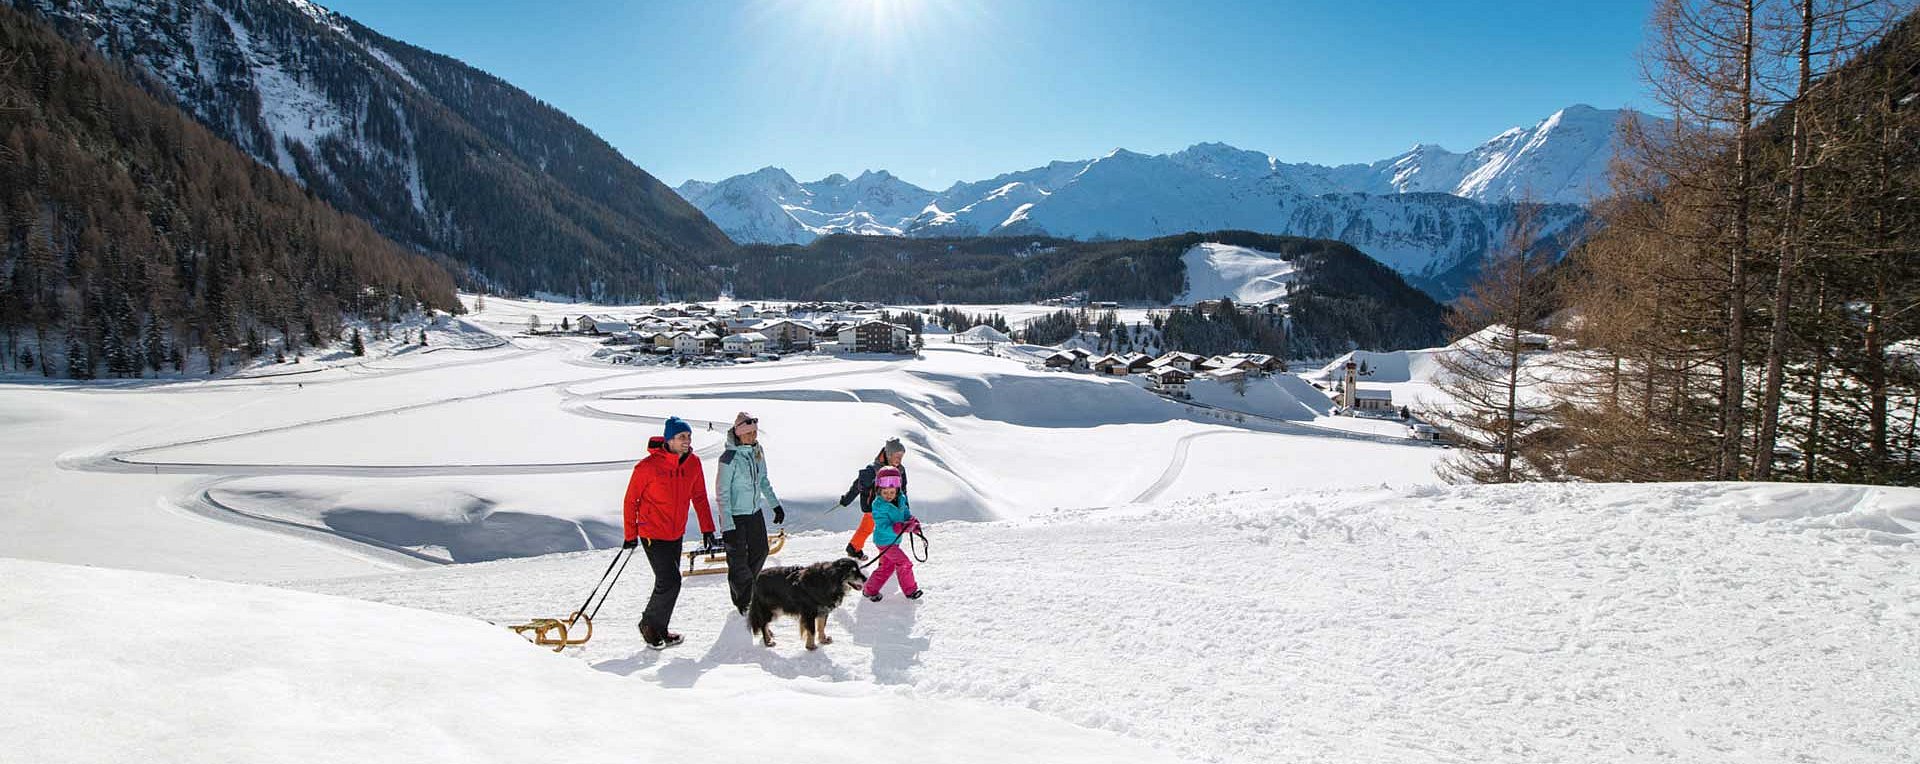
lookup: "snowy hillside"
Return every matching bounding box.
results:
[20,0,732,299]
[10,478,1919,763]
[675,167,932,244]
[1177,242,1300,304]
[682,106,1643,246]
[0,557,1181,764]
[286,481,1919,764]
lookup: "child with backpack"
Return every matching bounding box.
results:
[839,438,907,560]
[861,466,923,602]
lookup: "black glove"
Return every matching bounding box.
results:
[701,531,717,549]
[772,505,785,524]
[839,489,857,507]
[622,539,637,549]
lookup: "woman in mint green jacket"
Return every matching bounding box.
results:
[716,412,783,614]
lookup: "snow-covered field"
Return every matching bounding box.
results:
[1177,242,1299,304]
[3,294,1917,763]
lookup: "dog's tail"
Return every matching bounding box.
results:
[746,595,772,638]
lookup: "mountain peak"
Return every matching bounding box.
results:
[1181,141,1245,154]
[747,166,800,182]
[682,103,1658,248]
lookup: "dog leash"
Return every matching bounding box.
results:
[859,526,929,570]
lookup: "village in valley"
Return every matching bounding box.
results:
[514,292,1446,442]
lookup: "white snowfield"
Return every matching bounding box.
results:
[1177,242,1299,305]
[3,294,1917,763]
[0,557,1182,764]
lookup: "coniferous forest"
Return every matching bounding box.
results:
[1433,2,1920,487]
[0,5,459,378]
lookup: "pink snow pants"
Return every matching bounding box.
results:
[862,545,918,597]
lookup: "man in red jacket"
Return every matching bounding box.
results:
[623,416,715,650]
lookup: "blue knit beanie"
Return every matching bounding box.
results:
[663,416,692,442]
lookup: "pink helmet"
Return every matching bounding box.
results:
[875,466,904,490]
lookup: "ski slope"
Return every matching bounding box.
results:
[1176,242,1299,304]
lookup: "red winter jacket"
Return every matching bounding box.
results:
[623,436,715,542]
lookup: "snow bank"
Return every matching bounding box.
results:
[1176,242,1298,305]
[0,557,1185,764]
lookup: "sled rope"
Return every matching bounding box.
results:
[580,543,637,621]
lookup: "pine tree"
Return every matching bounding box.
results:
[64,330,91,380]
[143,318,166,374]
[350,328,365,356]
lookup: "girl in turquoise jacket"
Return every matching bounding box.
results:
[861,466,922,601]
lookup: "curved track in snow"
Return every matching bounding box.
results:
[1131,431,1234,504]
[56,347,915,562]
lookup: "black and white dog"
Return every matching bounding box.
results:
[746,558,869,650]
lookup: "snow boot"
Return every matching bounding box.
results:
[905,589,924,600]
[639,624,684,650]
[865,592,883,602]
[845,543,867,561]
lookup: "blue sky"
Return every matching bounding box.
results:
[322,0,1656,189]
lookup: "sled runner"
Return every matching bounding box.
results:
[684,529,787,576]
[509,614,593,651]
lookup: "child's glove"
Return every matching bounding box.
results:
[902,518,922,534]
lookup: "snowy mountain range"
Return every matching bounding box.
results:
[16,0,733,299]
[679,105,1657,297]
